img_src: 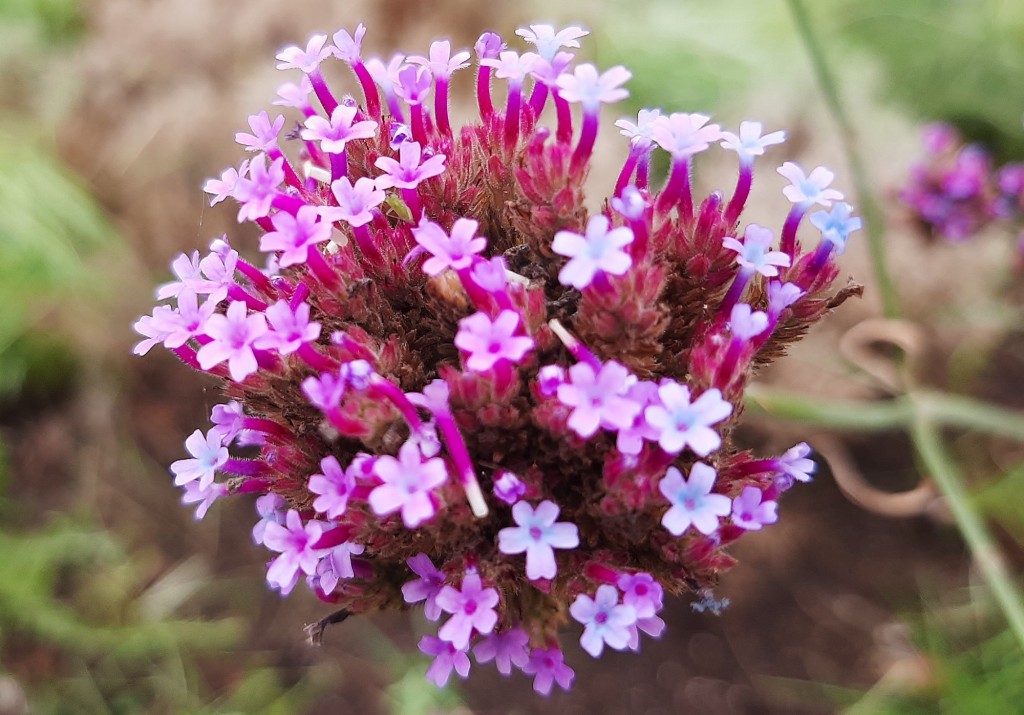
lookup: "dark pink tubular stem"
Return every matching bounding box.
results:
[308,69,339,115]
[242,417,293,439]
[615,144,641,197]
[636,153,651,190]
[434,79,452,137]
[330,149,347,183]
[713,338,746,389]
[477,65,494,120]
[289,281,311,307]
[806,240,833,276]
[410,103,428,145]
[267,148,302,190]
[433,411,489,517]
[313,524,356,550]
[255,216,274,232]
[351,61,381,120]
[503,79,523,152]
[271,193,306,216]
[228,284,268,311]
[584,561,621,584]
[455,264,505,312]
[384,91,405,122]
[570,108,599,175]
[367,374,422,430]
[724,161,754,226]
[627,214,650,262]
[232,477,272,494]
[224,457,269,478]
[400,188,422,222]
[780,204,808,257]
[554,92,573,144]
[528,82,549,117]
[719,268,752,316]
[171,344,201,370]
[235,258,275,295]
[351,223,386,268]
[254,349,282,372]
[305,245,340,288]
[655,156,689,216]
[298,342,336,372]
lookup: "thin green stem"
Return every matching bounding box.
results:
[910,412,1024,650]
[917,391,1024,442]
[786,0,901,319]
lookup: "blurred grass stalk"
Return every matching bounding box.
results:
[778,0,1024,653]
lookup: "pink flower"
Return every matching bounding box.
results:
[368,441,448,527]
[308,455,356,519]
[313,541,365,594]
[263,510,327,595]
[320,177,386,227]
[522,647,574,695]
[777,162,844,207]
[516,24,589,61]
[411,218,487,275]
[255,300,321,355]
[731,486,779,530]
[170,428,228,489]
[203,160,250,206]
[273,78,312,109]
[235,155,285,222]
[276,34,332,73]
[722,224,790,277]
[419,636,471,687]
[776,442,816,484]
[408,40,471,79]
[492,470,527,505]
[180,479,227,520]
[473,627,530,676]
[300,105,377,154]
[617,572,664,618]
[497,500,579,580]
[235,111,285,153]
[259,206,334,267]
[556,63,631,109]
[196,300,268,382]
[393,64,432,105]
[644,382,732,456]
[652,112,723,158]
[658,463,731,536]
[767,280,804,316]
[374,141,446,189]
[615,108,663,148]
[569,584,637,657]
[402,553,447,621]
[480,50,540,82]
[436,570,500,649]
[252,493,287,545]
[729,303,769,342]
[553,215,634,289]
[332,24,367,64]
[454,310,534,372]
[556,360,641,439]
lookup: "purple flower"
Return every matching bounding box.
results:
[644,382,732,456]
[556,64,631,109]
[313,541,365,594]
[408,40,471,79]
[719,121,786,163]
[809,201,862,255]
[203,160,250,206]
[492,470,527,505]
[170,428,228,489]
[436,570,500,649]
[196,300,268,382]
[617,572,664,619]
[263,510,326,595]
[767,280,804,316]
[374,141,446,189]
[556,360,641,438]
[722,224,791,277]
[419,636,471,687]
[480,50,540,82]
[570,584,637,657]
[474,32,504,61]
[235,155,285,222]
[472,627,530,675]
[611,185,649,221]
[180,479,227,520]
[255,300,321,355]
[778,162,844,207]
[658,463,731,536]
[393,65,432,105]
[729,303,769,342]
[332,24,367,64]
[301,370,348,412]
[651,112,722,158]
[616,108,663,149]
[731,486,779,531]
[454,310,534,371]
[235,111,285,153]
[411,218,487,275]
[498,500,579,580]
[308,455,356,519]
[552,215,634,289]
[300,105,377,154]
[259,206,334,267]
[516,24,588,61]
[776,442,816,483]
[320,177,386,227]
[273,78,312,109]
[252,493,287,545]
[402,553,446,621]
[368,441,448,527]
[522,647,574,695]
[276,34,332,73]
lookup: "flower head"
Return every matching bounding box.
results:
[652,112,722,158]
[556,63,631,109]
[570,585,637,657]
[778,162,844,207]
[731,486,779,530]
[498,500,580,580]
[658,463,731,536]
[810,201,862,255]
[644,383,732,456]
[368,441,448,527]
[719,121,786,163]
[722,224,791,277]
[454,310,534,371]
[412,218,487,275]
[375,141,446,189]
[436,570,500,649]
[300,105,377,154]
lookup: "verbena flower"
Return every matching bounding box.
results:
[135,20,861,695]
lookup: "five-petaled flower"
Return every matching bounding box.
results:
[644,383,732,456]
[658,463,732,536]
[498,500,580,580]
[569,585,637,657]
[556,360,641,439]
[553,215,634,289]
[731,486,779,531]
[368,441,448,527]
[436,570,501,649]
[454,310,535,372]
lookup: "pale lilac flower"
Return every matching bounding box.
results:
[314,540,365,593]
[252,493,287,545]
[492,470,527,505]
[644,382,732,456]
[480,50,540,82]
[719,121,786,162]
[651,112,723,158]
[419,636,471,687]
[497,500,580,580]
[300,105,377,154]
[473,627,530,675]
[729,303,769,342]
[616,108,663,148]
[368,441,448,527]
[454,310,534,371]
[570,584,637,657]
[235,111,285,153]
[469,255,509,293]
[308,455,356,519]
[658,463,731,536]
[522,647,574,695]
[320,177,386,227]
[437,570,500,649]
[722,224,791,277]
[331,24,366,64]
[615,380,661,456]
[393,64,432,105]
[610,185,649,221]
[273,78,313,109]
[156,250,203,300]
[255,300,321,355]
[210,400,246,444]
[537,364,566,398]
[259,205,334,267]
[731,486,779,530]
[777,442,816,483]
[809,202,862,255]
[556,64,631,109]
[767,280,804,316]
[528,51,574,87]
[408,40,471,79]
[195,246,239,301]
[617,572,664,619]
[778,162,844,207]
[132,308,175,356]
[263,510,326,594]
[203,160,250,206]
[364,53,405,94]
[557,360,641,438]
[235,155,286,222]
[301,370,347,411]
[628,615,667,650]
[402,553,446,621]
[516,24,588,61]
[276,34,332,73]
[165,431,217,485]
[374,141,446,189]
[164,289,218,348]
[552,215,634,289]
[412,218,487,275]
[180,479,227,520]
[196,300,268,382]
[474,32,504,61]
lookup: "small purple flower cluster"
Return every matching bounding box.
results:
[901,122,1024,246]
[135,22,859,694]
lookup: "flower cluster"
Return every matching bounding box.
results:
[901,122,1024,249]
[135,22,859,695]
